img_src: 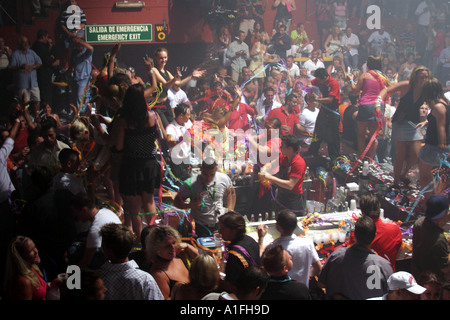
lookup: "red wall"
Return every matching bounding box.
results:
[0,0,319,78]
[2,0,320,48]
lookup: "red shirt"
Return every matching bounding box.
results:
[228,102,256,131]
[12,128,29,154]
[267,107,299,135]
[279,153,306,195]
[256,135,281,166]
[311,75,341,109]
[349,217,403,272]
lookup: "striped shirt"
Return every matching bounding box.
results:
[60,5,87,32]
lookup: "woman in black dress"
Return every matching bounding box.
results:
[110,84,167,239]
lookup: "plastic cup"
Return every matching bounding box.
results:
[350,199,357,210]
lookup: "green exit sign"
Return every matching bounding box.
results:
[85,24,153,43]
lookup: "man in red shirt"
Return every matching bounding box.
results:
[349,192,403,272]
[267,94,302,136]
[247,117,282,214]
[228,83,257,132]
[307,68,341,161]
[260,134,306,215]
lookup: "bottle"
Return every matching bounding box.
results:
[359,161,369,195]
[305,166,310,180]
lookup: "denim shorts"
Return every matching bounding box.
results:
[418,143,449,166]
[391,121,425,142]
[356,104,384,122]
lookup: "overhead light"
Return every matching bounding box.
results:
[115,1,145,8]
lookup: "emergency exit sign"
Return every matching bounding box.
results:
[85,24,153,43]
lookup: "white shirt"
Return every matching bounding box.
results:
[299,107,320,145]
[0,137,14,203]
[178,172,233,226]
[264,235,320,287]
[256,95,282,118]
[167,87,190,109]
[86,208,122,249]
[445,91,450,101]
[287,63,300,78]
[415,1,433,26]
[302,59,325,79]
[368,31,392,50]
[165,119,192,163]
[341,33,360,56]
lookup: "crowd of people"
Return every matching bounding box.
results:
[0,0,449,302]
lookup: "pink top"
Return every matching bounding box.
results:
[334,3,346,17]
[359,78,382,105]
[32,270,47,300]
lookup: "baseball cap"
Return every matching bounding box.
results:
[387,272,426,295]
[425,194,449,221]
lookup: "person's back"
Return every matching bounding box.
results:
[319,244,392,299]
[87,208,121,251]
[318,216,393,300]
[351,192,403,272]
[371,218,403,271]
[123,125,157,160]
[100,259,163,300]
[225,234,262,287]
[359,75,382,105]
[98,223,164,300]
[260,276,311,300]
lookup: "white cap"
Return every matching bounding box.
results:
[387,272,426,295]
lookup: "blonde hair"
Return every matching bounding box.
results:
[189,255,220,292]
[3,236,42,291]
[270,70,281,79]
[409,65,431,88]
[70,119,89,141]
[145,225,181,260]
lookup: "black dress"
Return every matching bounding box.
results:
[119,124,161,196]
[154,69,174,127]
